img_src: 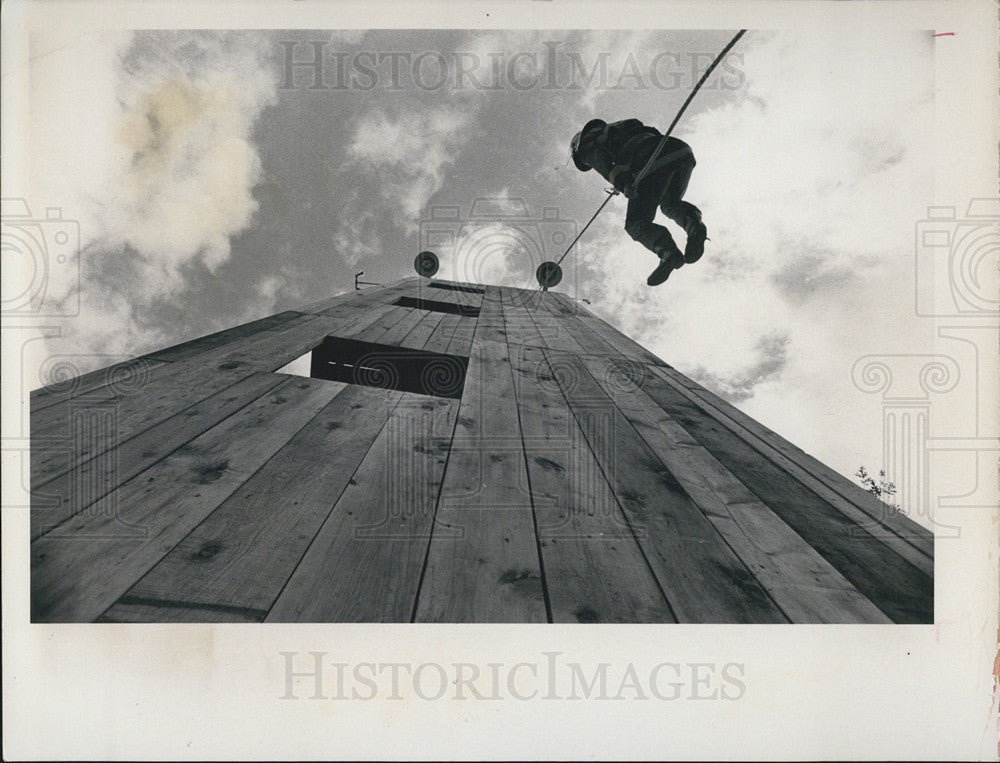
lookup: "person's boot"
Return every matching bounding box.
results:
[684,220,708,264]
[647,246,685,287]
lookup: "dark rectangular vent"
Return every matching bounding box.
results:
[429,283,485,294]
[310,337,468,399]
[394,296,480,317]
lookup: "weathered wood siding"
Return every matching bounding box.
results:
[31,278,933,623]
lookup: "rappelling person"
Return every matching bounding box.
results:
[570,118,708,286]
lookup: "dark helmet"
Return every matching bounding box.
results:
[570,118,606,171]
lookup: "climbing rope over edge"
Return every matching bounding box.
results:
[632,29,747,187]
[547,28,748,281]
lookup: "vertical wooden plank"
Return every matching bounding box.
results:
[31,358,169,413]
[348,306,412,343]
[424,278,485,295]
[534,291,572,316]
[31,303,392,442]
[97,601,253,623]
[29,308,362,442]
[498,287,545,348]
[635,364,933,622]
[581,355,891,624]
[266,395,460,622]
[32,373,287,540]
[654,364,935,551]
[468,286,506,345]
[516,290,588,355]
[311,284,415,330]
[296,289,364,315]
[647,364,935,568]
[408,280,484,311]
[299,277,416,315]
[543,349,788,623]
[555,298,665,365]
[539,294,622,356]
[444,316,477,357]
[558,313,620,356]
[30,279,402,426]
[186,299,404,374]
[29,314,353,495]
[422,313,463,355]
[229,311,403,373]
[397,310,446,350]
[581,313,664,364]
[530,310,588,355]
[102,385,405,622]
[142,311,307,363]
[299,302,399,353]
[30,376,345,622]
[413,338,546,622]
[375,308,427,346]
[30,362,268,492]
[507,343,676,623]
[544,291,583,314]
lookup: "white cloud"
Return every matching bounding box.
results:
[26,31,279,381]
[236,258,306,326]
[423,188,552,288]
[573,29,934,482]
[687,332,790,403]
[20,27,939,503]
[27,30,133,310]
[332,189,384,266]
[565,30,660,112]
[481,187,532,218]
[344,104,476,232]
[106,31,278,290]
[444,221,538,288]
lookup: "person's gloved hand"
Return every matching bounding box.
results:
[609,167,636,197]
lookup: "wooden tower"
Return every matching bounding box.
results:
[30,278,933,623]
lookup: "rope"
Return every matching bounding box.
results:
[633,29,746,186]
[546,29,747,282]
[554,188,617,267]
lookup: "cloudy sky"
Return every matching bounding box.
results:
[24,27,939,503]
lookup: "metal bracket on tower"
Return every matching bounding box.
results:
[354,271,380,290]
